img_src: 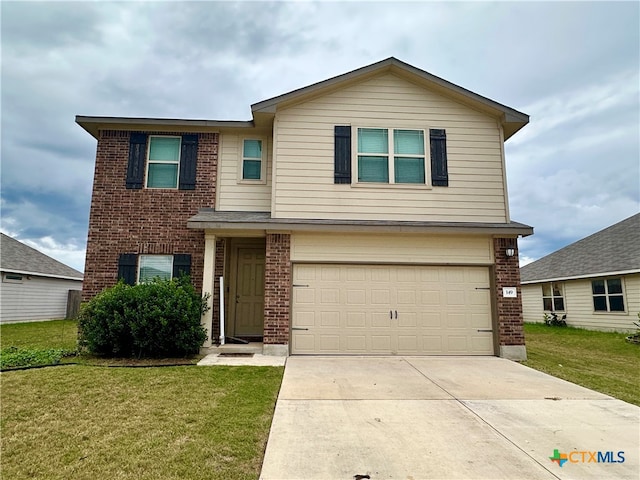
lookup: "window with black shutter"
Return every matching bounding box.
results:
[334,126,352,184]
[118,254,138,285]
[430,129,448,186]
[179,135,198,190]
[173,254,192,278]
[126,134,148,189]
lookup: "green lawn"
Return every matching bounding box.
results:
[1,320,284,479]
[1,319,78,350]
[522,322,640,406]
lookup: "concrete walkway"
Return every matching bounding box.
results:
[260,356,639,480]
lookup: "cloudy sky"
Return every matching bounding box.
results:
[1,1,638,272]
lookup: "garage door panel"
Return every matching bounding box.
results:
[291,264,493,355]
[371,336,391,352]
[346,312,366,327]
[346,336,366,352]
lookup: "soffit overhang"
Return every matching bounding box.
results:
[187,210,534,237]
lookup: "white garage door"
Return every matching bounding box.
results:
[291,264,494,355]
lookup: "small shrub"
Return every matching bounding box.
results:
[0,347,73,369]
[543,312,567,327]
[78,276,208,358]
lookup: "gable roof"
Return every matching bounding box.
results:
[251,57,529,139]
[520,213,640,283]
[0,233,84,280]
[77,57,529,140]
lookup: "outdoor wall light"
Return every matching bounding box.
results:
[505,247,516,258]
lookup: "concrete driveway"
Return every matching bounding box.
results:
[260,356,639,480]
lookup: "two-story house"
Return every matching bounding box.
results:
[77,57,533,360]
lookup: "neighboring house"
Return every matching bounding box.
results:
[76,57,533,359]
[0,233,83,323]
[521,213,640,332]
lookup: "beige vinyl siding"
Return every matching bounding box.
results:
[291,233,493,265]
[216,134,272,212]
[521,284,544,324]
[0,275,82,323]
[272,73,508,222]
[522,274,640,332]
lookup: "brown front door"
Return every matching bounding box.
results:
[232,247,265,337]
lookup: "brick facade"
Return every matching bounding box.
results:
[82,130,218,300]
[263,233,291,344]
[493,237,525,347]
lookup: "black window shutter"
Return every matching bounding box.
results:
[118,254,138,285]
[173,254,191,278]
[334,126,351,184]
[179,134,198,190]
[126,133,148,189]
[430,129,448,186]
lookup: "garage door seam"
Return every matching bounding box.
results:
[402,357,562,480]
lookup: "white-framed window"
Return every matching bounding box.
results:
[542,282,565,311]
[592,278,626,312]
[241,139,264,181]
[2,273,24,284]
[146,136,181,188]
[356,128,426,184]
[138,255,173,283]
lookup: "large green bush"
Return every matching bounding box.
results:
[78,276,208,358]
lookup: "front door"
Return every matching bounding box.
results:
[232,247,265,337]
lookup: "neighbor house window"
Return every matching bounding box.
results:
[2,273,23,283]
[242,139,263,180]
[138,255,173,283]
[592,278,625,312]
[357,128,425,184]
[146,136,181,188]
[542,282,565,311]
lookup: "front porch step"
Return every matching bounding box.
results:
[201,342,264,355]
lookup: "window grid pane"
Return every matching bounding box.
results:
[358,156,389,182]
[149,137,180,162]
[542,282,565,312]
[139,255,173,283]
[609,296,625,311]
[243,139,262,159]
[147,164,178,188]
[394,130,424,155]
[243,160,262,180]
[394,157,425,183]
[358,128,388,154]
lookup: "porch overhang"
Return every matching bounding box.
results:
[187,209,534,237]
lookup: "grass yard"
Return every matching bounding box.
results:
[522,323,640,406]
[1,320,284,479]
[0,319,78,350]
[1,366,283,480]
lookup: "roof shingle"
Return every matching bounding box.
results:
[0,233,83,280]
[520,213,640,283]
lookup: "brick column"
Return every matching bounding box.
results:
[263,233,291,355]
[493,237,527,360]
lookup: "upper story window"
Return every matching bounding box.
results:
[334,126,448,186]
[592,278,625,312]
[146,136,181,188]
[358,128,425,184]
[126,133,198,191]
[542,282,565,311]
[242,139,263,181]
[357,128,425,184]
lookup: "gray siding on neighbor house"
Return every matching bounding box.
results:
[522,273,640,332]
[0,274,83,323]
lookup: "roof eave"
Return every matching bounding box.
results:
[522,269,640,284]
[250,57,529,139]
[75,116,256,139]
